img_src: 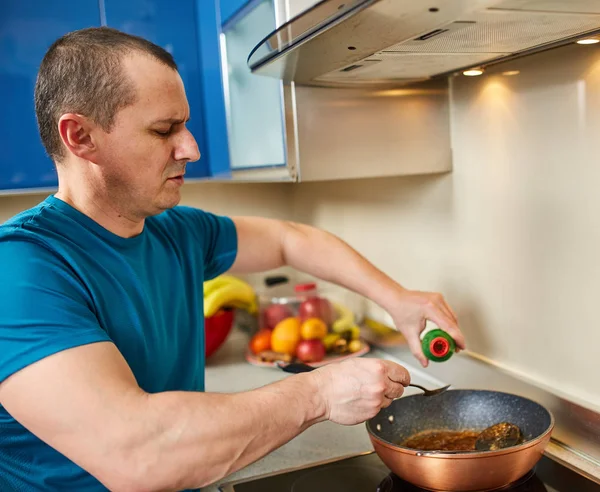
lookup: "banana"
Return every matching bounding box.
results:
[364,317,395,335]
[203,275,250,298]
[323,333,341,351]
[203,278,257,317]
[222,297,258,314]
[203,275,258,314]
[203,277,229,298]
[347,324,361,340]
[331,302,355,333]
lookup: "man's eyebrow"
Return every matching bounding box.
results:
[151,117,190,125]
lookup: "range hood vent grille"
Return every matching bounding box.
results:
[385,10,600,54]
[315,8,600,85]
[314,53,496,83]
[249,0,600,86]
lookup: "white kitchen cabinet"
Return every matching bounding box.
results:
[283,0,321,23]
[217,0,453,183]
[291,81,452,182]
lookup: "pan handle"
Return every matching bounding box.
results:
[277,362,316,373]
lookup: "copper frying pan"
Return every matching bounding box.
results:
[280,363,554,491]
[367,389,554,491]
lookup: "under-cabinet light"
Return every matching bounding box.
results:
[463,68,484,76]
[577,38,599,45]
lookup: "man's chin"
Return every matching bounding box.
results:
[151,190,181,215]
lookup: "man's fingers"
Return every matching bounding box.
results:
[384,381,406,400]
[444,322,466,350]
[381,395,394,408]
[383,384,406,401]
[426,306,466,350]
[441,301,466,350]
[437,304,456,331]
[443,298,459,324]
[426,308,454,334]
[383,361,411,387]
[406,335,429,368]
[437,300,456,326]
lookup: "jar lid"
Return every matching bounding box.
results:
[294,282,317,293]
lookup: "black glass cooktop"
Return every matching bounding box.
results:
[218,451,600,492]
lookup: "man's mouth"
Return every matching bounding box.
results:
[167,174,185,185]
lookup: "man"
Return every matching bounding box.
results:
[0,27,464,491]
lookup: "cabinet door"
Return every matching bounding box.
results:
[220,0,252,26]
[219,0,294,181]
[0,1,100,192]
[197,0,232,179]
[104,0,210,179]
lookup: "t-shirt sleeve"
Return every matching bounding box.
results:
[167,207,238,280]
[0,239,112,384]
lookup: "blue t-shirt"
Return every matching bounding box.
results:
[0,195,238,491]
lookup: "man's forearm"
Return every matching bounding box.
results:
[230,217,462,366]
[281,222,403,312]
[229,218,405,311]
[122,372,324,491]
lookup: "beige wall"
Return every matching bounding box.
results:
[179,181,292,218]
[0,181,291,223]
[0,193,50,223]
[292,42,600,410]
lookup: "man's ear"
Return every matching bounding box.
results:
[57,114,99,162]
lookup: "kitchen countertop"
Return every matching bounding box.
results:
[204,328,600,491]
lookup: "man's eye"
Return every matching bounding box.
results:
[154,129,172,136]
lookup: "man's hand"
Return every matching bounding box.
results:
[387,288,465,367]
[311,358,410,425]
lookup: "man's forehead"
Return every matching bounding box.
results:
[121,54,179,99]
[121,53,188,120]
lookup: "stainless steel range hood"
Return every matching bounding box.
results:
[248,0,600,87]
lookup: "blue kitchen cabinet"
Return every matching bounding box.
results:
[196,0,232,178]
[104,0,211,179]
[0,1,101,192]
[0,0,285,191]
[220,0,252,26]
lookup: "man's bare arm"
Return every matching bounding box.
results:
[0,341,407,491]
[229,217,464,366]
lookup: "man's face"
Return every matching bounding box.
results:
[93,53,200,218]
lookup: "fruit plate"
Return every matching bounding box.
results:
[245,340,371,368]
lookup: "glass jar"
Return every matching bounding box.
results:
[258,278,335,331]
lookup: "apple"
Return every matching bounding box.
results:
[295,339,326,363]
[263,303,293,330]
[298,297,335,325]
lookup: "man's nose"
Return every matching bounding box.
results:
[174,128,201,163]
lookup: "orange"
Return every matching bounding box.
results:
[271,317,302,355]
[249,329,272,355]
[300,318,328,340]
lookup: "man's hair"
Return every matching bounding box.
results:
[34,27,178,161]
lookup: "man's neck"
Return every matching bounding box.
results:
[55,187,145,239]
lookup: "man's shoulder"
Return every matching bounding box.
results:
[2,199,49,229]
[0,197,92,267]
[147,206,236,258]
[0,199,57,247]
[148,206,232,233]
